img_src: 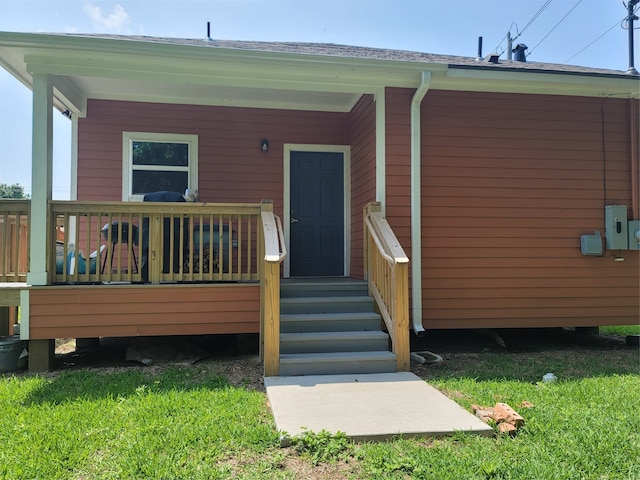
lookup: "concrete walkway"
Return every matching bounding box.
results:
[265,372,493,444]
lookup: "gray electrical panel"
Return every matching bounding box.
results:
[605,205,628,250]
[629,220,640,250]
[580,232,603,256]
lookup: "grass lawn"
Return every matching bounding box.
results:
[0,330,638,479]
[601,324,640,336]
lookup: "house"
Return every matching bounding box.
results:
[0,32,638,373]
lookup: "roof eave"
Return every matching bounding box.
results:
[442,65,640,99]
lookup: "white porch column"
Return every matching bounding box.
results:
[375,89,386,214]
[27,73,53,286]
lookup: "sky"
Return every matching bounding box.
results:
[0,0,638,198]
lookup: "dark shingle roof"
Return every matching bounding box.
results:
[64,33,638,79]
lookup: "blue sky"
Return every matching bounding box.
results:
[0,0,638,198]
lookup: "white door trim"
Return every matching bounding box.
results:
[283,144,351,278]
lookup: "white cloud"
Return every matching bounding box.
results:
[83,3,130,32]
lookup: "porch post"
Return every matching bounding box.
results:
[27,73,54,286]
[375,89,386,214]
[27,74,55,372]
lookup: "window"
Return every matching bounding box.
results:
[122,132,198,201]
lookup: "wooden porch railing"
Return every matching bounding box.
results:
[363,202,410,371]
[0,200,30,283]
[260,201,287,376]
[50,201,263,284]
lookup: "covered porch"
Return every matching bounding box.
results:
[1,198,410,374]
[0,32,413,374]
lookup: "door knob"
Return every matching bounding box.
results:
[291,217,299,223]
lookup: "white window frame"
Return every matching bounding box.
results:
[122,132,199,201]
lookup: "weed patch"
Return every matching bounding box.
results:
[288,428,352,465]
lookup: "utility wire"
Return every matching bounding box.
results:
[492,22,515,54]
[564,19,622,63]
[493,1,552,55]
[529,0,584,56]
[517,0,554,40]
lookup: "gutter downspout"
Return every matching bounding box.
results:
[410,71,431,335]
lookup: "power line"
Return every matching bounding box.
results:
[493,1,553,56]
[563,19,622,64]
[492,22,514,54]
[529,0,584,56]
[518,0,554,40]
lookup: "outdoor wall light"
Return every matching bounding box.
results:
[260,139,269,153]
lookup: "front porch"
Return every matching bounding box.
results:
[1,199,410,375]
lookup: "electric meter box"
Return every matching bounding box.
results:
[628,220,640,250]
[605,205,628,250]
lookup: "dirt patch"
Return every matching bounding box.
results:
[47,328,638,389]
[206,355,264,391]
[281,453,360,479]
[55,338,76,354]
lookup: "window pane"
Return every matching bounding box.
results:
[132,170,188,195]
[132,141,189,167]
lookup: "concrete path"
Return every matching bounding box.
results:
[264,372,493,444]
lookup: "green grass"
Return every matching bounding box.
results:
[1,342,638,479]
[601,324,640,336]
[356,375,640,479]
[0,367,281,479]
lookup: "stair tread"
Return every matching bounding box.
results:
[281,311,381,320]
[280,351,396,361]
[281,331,388,340]
[281,295,372,302]
[281,279,367,286]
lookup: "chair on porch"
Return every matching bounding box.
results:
[101,222,139,274]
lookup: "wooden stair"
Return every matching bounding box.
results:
[278,278,396,376]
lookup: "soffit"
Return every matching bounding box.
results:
[71,76,362,112]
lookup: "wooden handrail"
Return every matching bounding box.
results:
[0,199,30,283]
[260,201,287,376]
[363,202,410,371]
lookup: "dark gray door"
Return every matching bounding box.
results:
[290,151,344,276]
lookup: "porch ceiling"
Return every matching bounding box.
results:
[69,76,363,113]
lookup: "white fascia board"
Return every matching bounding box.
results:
[442,67,640,99]
[0,51,85,114]
[24,52,429,94]
[0,55,32,90]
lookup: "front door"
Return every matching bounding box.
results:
[290,151,344,276]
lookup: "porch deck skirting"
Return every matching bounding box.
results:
[28,283,260,339]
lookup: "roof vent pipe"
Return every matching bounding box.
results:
[513,43,527,62]
[626,0,639,75]
[476,36,483,61]
[206,21,213,41]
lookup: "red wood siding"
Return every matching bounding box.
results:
[78,100,349,214]
[420,90,639,328]
[349,94,377,278]
[28,284,260,339]
[384,88,413,257]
